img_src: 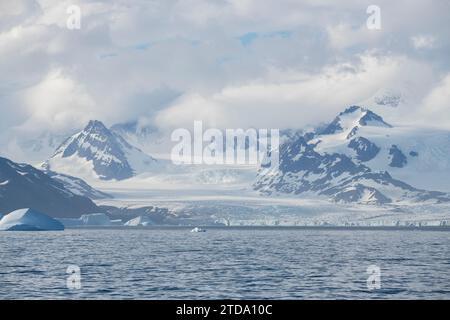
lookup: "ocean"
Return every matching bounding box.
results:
[1,228,450,299]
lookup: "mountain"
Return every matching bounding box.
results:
[254,106,450,204]
[319,105,392,137]
[111,120,172,158]
[43,120,158,181]
[43,170,111,199]
[310,106,450,192]
[0,156,99,218]
[112,120,308,162]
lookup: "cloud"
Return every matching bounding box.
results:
[327,23,381,50]
[0,0,449,160]
[156,54,438,130]
[18,69,97,133]
[419,74,450,128]
[411,35,436,50]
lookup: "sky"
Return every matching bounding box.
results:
[0,0,449,160]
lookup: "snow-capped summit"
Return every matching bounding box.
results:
[43,120,158,181]
[255,105,450,204]
[320,106,391,138]
[254,134,450,205]
[307,106,450,192]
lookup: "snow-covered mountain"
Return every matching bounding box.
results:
[0,156,99,218]
[310,106,450,192]
[43,170,111,199]
[255,106,450,204]
[43,120,158,181]
[110,120,169,158]
[110,120,303,161]
[319,105,392,137]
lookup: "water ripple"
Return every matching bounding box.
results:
[1,229,450,299]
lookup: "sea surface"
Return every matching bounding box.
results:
[1,228,450,299]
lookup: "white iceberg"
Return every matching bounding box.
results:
[58,213,113,227]
[80,213,111,226]
[124,215,154,227]
[0,208,64,231]
[190,227,206,233]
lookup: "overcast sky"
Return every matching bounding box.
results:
[1,0,449,147]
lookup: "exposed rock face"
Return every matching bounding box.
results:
[348,137,380,162]
[254,108,450,205]
[0,157,99,218]
[389,145,408,168]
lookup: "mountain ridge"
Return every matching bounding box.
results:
[255,106,450,204]
[43,120,158,181]
[0,156,100,218]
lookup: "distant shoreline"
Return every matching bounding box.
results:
[63,225,450,232]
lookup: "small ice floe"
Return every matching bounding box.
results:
[190,227,206,233]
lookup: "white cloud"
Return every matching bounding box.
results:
[327,23,382,50]
[18,69,97,133]
[0,0,449,160]
[156,54,436,130]
[411,35,436,49]
[419,74,450,128]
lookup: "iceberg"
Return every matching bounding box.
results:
[190,227,206,233]
[124,215,154,227]
[0,208,64,231]
[58,213,113,227]
[80,213,111,226]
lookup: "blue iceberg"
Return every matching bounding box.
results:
[0,208,64,231]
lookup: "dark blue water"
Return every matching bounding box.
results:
[1,228,450,299]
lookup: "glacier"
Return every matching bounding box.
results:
[2,104,449,227]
